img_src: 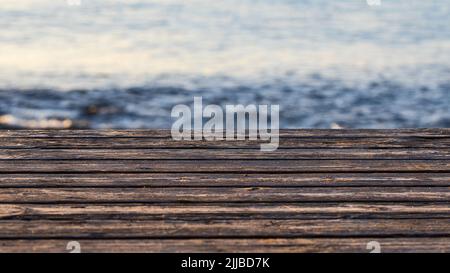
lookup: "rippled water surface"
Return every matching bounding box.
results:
[0,0,449,128]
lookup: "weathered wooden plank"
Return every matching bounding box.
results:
[1,203,449,220]
[2,148,450,160]
[2,238,449,253]
[0,160,448,173]
[1,137,450,149]
[1,129,450,138]
[0,187,448,203]
[1,173,449,187]
[0,129,448,253]
[0,219,447,238]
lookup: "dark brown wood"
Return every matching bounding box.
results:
[0,160,449,173]
[0,173,449,187]
[1,238,449,253]
[0,129,449,253]
[2,148,450,160]
[1,137,450,149]
[1,203,449,220]
[0,187,448,203]
[1,129,450,138]
[0,219,448,238]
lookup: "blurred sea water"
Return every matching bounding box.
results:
[0,0,449,128]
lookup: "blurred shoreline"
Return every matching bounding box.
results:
[1,77,449,129]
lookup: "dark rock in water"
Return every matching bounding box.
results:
[0,124,22,129]
[82,103,123,116]
[69,119,91,129]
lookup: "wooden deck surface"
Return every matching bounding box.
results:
[0,129,449,253]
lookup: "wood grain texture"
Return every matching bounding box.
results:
[0,129,449,253]
[1,137,450,149]
[1,203,449,220]
[0,219,448,238]
[0,160,449,173]
[2,238,450,253]
[1,238,449,253]
[2,148,450,160]
[1,173,449,187]
[1,129,450,138]
[0,187,448,203]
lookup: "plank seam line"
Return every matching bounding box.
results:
[3,136,450,138]
[3,217,450,221]
[3,147,450,150]
[1,200,450,203]
[0,156,450,160]
[1,171,450,174]
[1,235,450,240]
[1,200,450,205]
[0,185,449,188]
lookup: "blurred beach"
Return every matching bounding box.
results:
[0,0,449,128]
